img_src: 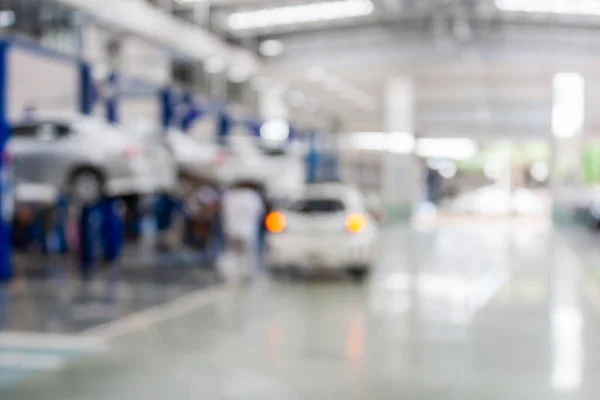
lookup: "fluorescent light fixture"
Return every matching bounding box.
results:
[439,160,458,179]
[427,159,458,179]
[484,160,504,180]
[416,138,477,160]
[496,0,600,16]
[0,10,15,28]
[227,0,374,31]
[553,73,585,138]
[530,161,550,182]
[260,119,290,141]
[349,132,387,151]
[389,132,416,153]
[259,39,284,57]
[348,132,415,153]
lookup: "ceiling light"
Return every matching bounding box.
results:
[438,160,458,179]
[259,39,284,57]
[416,138,477,160]
[530,162,550,182]
[260,119,290,141]
[495,0,600,16]
[389,132,416,153]
[348,132,415,153]
[227,0,374,31]
[552,73,585,138]
[349,132,388,151]
[0,10,15,28]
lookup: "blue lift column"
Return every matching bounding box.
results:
[78,65,123,277]
[306,132,320,184]
[106,71,119,124]
[0,42,11,283]
[217,108,231,146]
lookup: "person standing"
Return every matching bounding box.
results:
[220,181,265,282]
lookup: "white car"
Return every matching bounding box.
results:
[127,127,178,194]
[266,183,378,281]
[166,129,229,184]
[223,135,268,186]
[10,113,169,204]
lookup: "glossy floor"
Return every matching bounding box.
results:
[3,221,600,399]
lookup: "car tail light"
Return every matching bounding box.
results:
[266,211,286,233]
[121,145,146,159]
[210,150,228,166]
[345,213,367,234]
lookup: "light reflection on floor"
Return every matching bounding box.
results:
[2,221,600,399]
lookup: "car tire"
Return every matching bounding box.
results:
[69,168,105,205]
[347,267,370,283]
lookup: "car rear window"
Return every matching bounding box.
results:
[291,198,346,213]
[12,123,71,139]
[12,125,39,137]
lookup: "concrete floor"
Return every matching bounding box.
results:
[3,221,600,399]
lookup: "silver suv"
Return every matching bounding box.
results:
[10,113,176,204]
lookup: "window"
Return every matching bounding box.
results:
[12,124,39,138]
[290,198,346,213]
[0,0,81,55]
[12,123,70,140]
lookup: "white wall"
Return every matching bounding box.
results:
[120,36,170,85]
[82,25,169,127]
[81,24,112,67]
[6,47,79,122]
[82,25,170,85]
[340,149,420,206]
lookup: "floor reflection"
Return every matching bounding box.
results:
[3,222,600,400]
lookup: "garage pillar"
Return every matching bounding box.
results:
[551,73,586,224]
[384,76,419,218]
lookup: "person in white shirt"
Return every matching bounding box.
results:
[221,182,265,281]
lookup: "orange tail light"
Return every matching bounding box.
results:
[345,213,367,234]
[266,211,286,233]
